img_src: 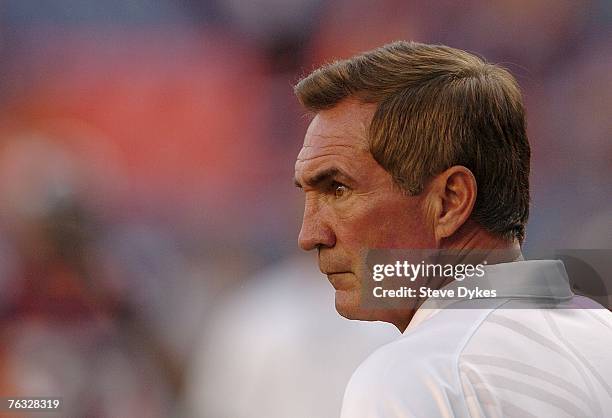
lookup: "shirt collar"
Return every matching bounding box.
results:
[404,260,574,333]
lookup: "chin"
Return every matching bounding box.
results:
[334,288,358,317]
[334,288,373,321]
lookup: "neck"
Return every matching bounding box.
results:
[390,222,522,333]
[441,220,522,262]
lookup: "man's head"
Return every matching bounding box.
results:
[293,41,530,323]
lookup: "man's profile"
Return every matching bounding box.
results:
[293,41,612,418]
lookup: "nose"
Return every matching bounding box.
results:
[298,198,336,251]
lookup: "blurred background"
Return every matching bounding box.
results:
[0,0,610,417]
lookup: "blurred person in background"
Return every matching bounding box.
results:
[0,133,177,417]
[184,255,397,418]
[294,41,612,418]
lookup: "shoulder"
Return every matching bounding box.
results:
[340,337,439,418]
[341,307,500,418]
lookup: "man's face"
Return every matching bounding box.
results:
[294,99,436,321]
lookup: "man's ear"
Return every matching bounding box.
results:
[426,166,477,244]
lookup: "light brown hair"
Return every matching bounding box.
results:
[294,41,530,243]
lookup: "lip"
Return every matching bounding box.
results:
[323,271,351,275]
[325,271,354,290]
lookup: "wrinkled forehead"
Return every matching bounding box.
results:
[298,100,376,160]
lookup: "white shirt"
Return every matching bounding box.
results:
[340,260,612,418]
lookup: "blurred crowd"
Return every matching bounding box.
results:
[0,0,610,417]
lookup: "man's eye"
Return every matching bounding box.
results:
[333,183,348,198]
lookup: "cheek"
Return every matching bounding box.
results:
[340,197,435,249]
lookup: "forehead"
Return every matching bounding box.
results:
[297,100,377,163]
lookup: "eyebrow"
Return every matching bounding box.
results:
[294,167,354,189]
